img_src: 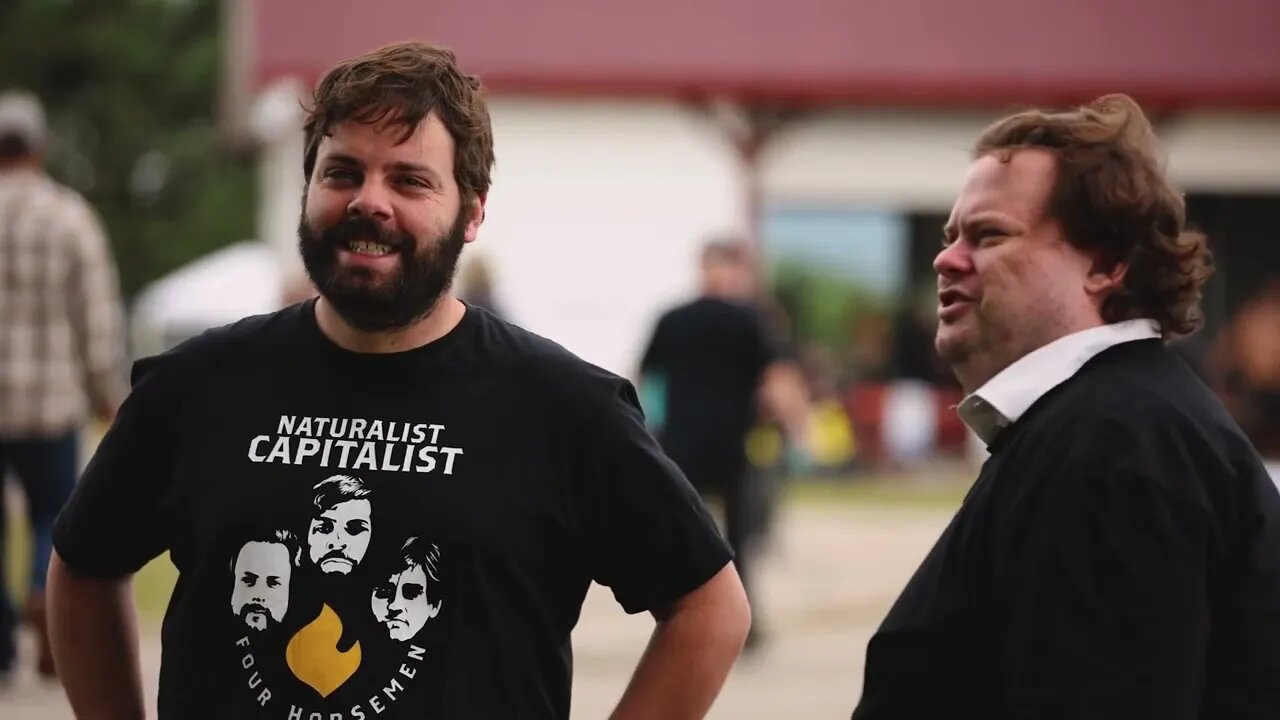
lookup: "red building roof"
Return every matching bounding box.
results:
[240,0,1280,109]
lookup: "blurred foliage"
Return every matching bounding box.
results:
[771,260,890,356]
[0,0,257,301]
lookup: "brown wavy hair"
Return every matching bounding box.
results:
[974,94,1212,339]
[302,41,494,203]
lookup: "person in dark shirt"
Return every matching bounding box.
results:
[852,94,1280,719]
[46,41,749,719]
[640,239,809,649]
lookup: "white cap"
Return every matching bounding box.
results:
[0,90,47,148]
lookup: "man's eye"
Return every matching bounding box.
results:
[325,168,358,181]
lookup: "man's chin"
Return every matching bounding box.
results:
[242,610,274,632]
[328,267,402,296]
[934,329,974,365]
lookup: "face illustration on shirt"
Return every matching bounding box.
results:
[230,541,292,631]
[371,563,441,641]
[308,498,372,574]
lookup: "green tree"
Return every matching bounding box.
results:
[771,261,889,356]
[0,0,257,302]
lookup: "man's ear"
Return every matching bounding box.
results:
[1086,252,1128,298]
[464,192,486,244]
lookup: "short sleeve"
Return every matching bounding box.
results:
[52,352,183,577]
[578,380,733,614]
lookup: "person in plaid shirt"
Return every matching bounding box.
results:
[0,89,126,681]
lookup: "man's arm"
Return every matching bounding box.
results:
[759,360,810,444]
[611,563,751,720]
[47,551,147,720]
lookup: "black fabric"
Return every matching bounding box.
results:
[639,297,776,494]
[53,300,731,719]
[853,338,1280,719]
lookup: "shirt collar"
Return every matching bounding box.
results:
[958,319,1160,446]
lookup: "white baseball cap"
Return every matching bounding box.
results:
[0,90,47,148]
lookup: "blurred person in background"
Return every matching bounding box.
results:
[1207,276,1280,459]
[639,237,810,651]
[458,252,506,319]
[0,89,126,682]
[853,95,1280,719]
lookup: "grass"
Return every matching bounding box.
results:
[5,467,973,625]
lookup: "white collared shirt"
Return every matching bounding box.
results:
[958,319,1161,446]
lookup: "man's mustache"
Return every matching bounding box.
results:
[321,549,353,563]
[323,216,408,251]
[240,602,270,617]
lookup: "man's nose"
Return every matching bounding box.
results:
[348,179,393,222]
[934,240,974,279]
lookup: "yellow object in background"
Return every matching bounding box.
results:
[807,399,857,467]
[746,424,784,469]
[746,399,857,471]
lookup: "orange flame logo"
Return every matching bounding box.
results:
[286,604,361,697]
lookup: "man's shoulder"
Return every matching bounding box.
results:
[1008,341,1259,488]
[38,174,99,218]
[659,296,760,332]
[4,173,95,225]
[134,303,308,382]
[477,310,630,407]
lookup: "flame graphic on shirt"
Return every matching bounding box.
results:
[286,604,362,697]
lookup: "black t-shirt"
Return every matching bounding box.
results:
[639,297,777,485]
[852,340,1280,719]
[53,300,731,719]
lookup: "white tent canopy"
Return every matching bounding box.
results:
[130,241,284,357]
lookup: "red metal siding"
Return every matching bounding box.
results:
[250,0,1280,108]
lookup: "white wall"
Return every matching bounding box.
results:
[761,108,1280,212]
[761,110,998,212]
[475,97,745,376]
[1162,112,1280,192]
[250,79,308,292]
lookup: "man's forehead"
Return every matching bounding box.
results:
[950,148,1057,222]
[320,498,369,517]
[238,541,286,560]
[318,114,452,164]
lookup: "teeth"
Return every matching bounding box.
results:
[348,239,393,256]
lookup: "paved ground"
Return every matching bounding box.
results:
[1,501,955,719]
